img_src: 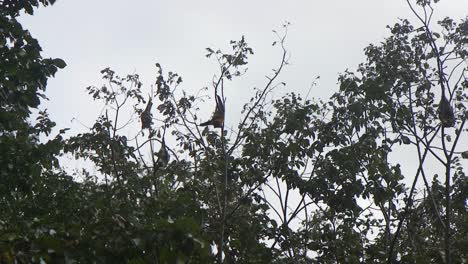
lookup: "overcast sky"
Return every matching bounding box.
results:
[19,0,467,131]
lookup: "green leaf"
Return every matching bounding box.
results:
[53,58,67,69]
[401,136,411,145]
[461,151,468,159]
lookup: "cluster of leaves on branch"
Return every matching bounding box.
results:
[1,0,466,263]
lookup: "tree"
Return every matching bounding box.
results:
[0,0,66,193]
[330,1,467,261]
[0,0,73,262]
[1,0,466,263]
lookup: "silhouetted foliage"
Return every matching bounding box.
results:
[1,0,466,263]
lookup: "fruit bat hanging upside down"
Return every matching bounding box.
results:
[200,95,225,128]
[141,97,153,130]
[438,95,455,128]
[155,138,170,168]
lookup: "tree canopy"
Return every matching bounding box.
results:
[1,0,467,263]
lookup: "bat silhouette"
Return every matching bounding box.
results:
[200,95,224,128]
[155,138,169,168]
[438,95,455,128]
[141,97,153,130]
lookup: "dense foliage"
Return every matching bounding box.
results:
[1,0,466,263]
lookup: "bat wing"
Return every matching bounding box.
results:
[200,120,213,126]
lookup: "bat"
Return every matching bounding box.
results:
[141,96,153,130]
[438,95,455,128]
[200,95,225,128]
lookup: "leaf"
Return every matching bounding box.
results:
[401,136,411,145]
[53,58,67,69]
[24,4,34,15]
[461,151,468,159]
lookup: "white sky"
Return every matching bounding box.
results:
[19,1,468,188]
[20,0,467,132]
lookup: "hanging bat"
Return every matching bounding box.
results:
[438,95,455,128]
[141,96,153,130]
[200,95,224,128]
[155,139,170,168]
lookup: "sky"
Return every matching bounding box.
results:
[19,0,468,185]
[19,0,467,132]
